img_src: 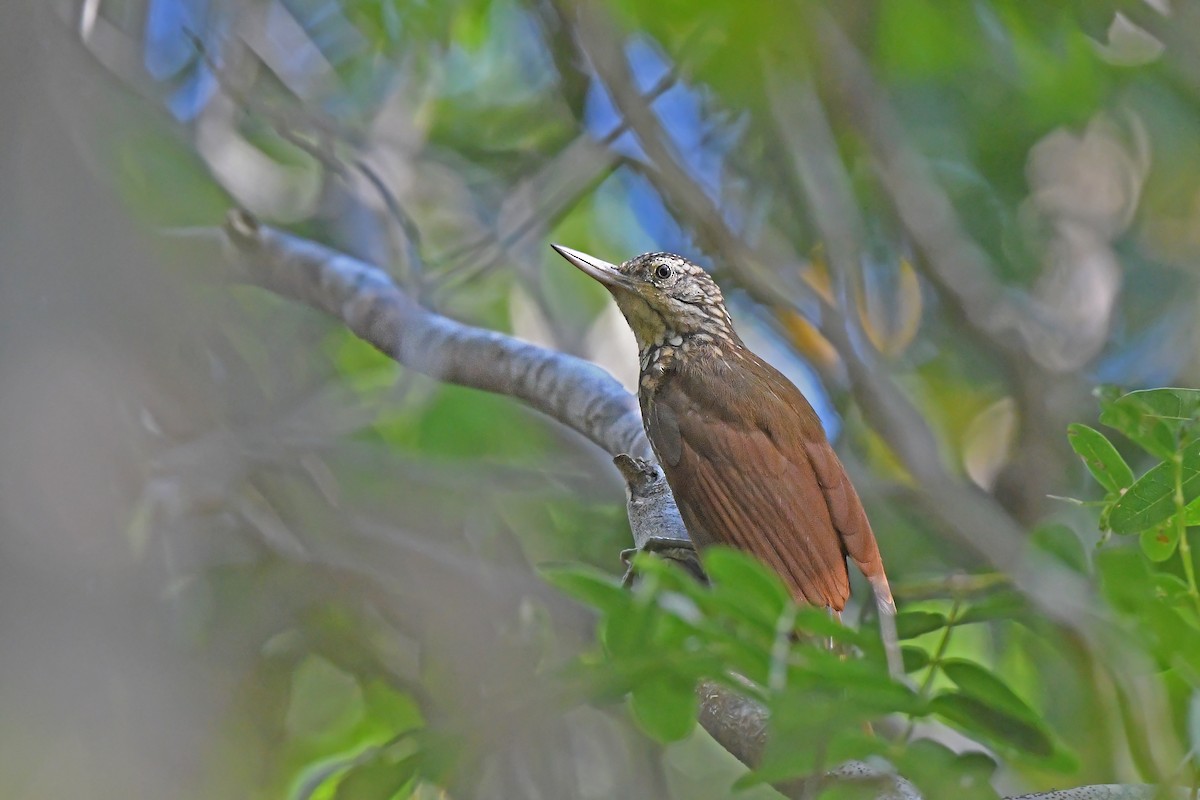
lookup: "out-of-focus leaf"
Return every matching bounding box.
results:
[930,691,1055,758]
[602,588,655,658]
[332,756,416,800]
[1108,438,1200,533]
[962,397,1017,490]
[327,329,399,393]
[1098,548,1200,670]
[956,591,1030,625]
[540,565,629,615]
[286,656,365,741]
[800,244,835,302]
[857,256,923,358]
[1067,423,1135,493]
[1139,523,1180,562]
[778,310,840,372]
[116,132,231,225]
[896,611,947,639]
[702,547,791,629]
[1029,524,1089,574]
[791,605,867,646]
[1096,547,1157,613]
[941,659,1041,725]
[902,646,931,673]
[750,691,840,783]
[745,717,891,789]
[1099,388,1200,460]
[629,672,697,742]
[876,0,978,79]
[1152,573,1192,603]
[892,739,1000,800]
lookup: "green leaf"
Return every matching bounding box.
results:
[941,659,1041,724]
[744,722,889,789]
[896,610,947,639]
[332,757,416,800]
[792,605,867,646]
[784,650,925,716]
[629,672,697,742]
[541,565,629,615]
[1099,388,1200,460]
[285,656,365,741]
[1108,438,1200,534]
[893,739,1000,800]
[1152,573,1192,603]
[1140,524,1180,562]
[902,646,931,673]
[1028,524,1089,574]
[602,591,656,658]
[876,0,977,78]
[751,691,843,782]
[1113,388,1200,432]
[1067,423,1134,493]
[930,691,1054,757]
[702,547,791,628]
[956,591,1029,625]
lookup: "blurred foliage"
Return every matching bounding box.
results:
[41,0,1200,797]
[550,549,1072,800]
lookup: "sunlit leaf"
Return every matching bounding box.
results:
[963,397,1017,490]
[857,256,923,358]
[1152,573,1192,603]
[1108,438,1200,534]
[285,656,365,741]
[1099,388,1200,460]
[779,311,840,371]
[1111,388,1200,433]
[1067,423,1134,493]
[1139,523,1180,562]
[332,757,416,800]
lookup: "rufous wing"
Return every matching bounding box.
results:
[644,354,885,611]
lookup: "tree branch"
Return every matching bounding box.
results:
[222,209,650,466]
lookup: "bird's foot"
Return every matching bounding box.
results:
[620,537,700,586]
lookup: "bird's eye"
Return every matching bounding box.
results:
[654,263,673,280]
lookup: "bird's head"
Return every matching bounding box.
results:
[552,245,736,352]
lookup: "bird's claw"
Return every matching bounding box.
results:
[620,538,701,586]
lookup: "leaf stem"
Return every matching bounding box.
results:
[919,597,961,697]
[902,597,962,743]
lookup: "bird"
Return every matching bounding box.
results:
[551,244,896,629]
